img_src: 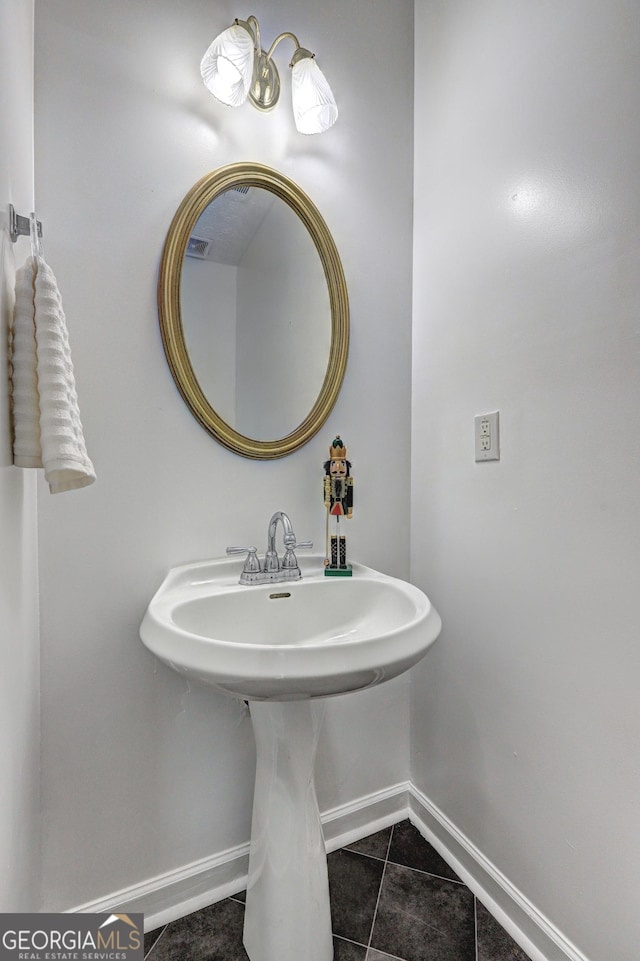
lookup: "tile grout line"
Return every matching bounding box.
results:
[335,933,371,950]
[144,924,167,961]
[365,946,407,961]
[344,846,387,864]
[347,841,465,885]
[364,823,396,957]
[389,862,465,884]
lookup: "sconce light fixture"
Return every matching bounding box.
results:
[200,15,338,135]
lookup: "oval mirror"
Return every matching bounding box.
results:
[158,162,349,459]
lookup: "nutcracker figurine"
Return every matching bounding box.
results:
[323,435,353,576]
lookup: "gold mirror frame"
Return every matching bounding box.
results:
[158,162,349,459]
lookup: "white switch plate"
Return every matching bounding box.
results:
[475,411,500,461]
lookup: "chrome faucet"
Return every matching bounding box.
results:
[227,511,313,585]
[265,511,295,572]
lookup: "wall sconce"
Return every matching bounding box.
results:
[200,15,338,135]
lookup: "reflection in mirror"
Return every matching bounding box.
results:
[181,186,330,440]
[158,163,349,459]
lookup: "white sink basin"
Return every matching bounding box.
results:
[140,555,441,700]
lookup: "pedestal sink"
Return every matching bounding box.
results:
[140,555,441,961]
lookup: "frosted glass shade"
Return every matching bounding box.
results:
[200,23,255,107]
[291,57,338,135]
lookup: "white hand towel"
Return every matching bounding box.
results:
[10,254,96,493]
[11,256,42,467]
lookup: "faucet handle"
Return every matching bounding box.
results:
[281,539,313,571]
[226,546,261,574]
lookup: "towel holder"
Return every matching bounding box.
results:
[9,204,43,244]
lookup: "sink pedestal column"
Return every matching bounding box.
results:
[244,700,333,961]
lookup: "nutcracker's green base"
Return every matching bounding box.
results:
[324,566,353,577]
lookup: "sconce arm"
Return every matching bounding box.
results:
[238,16,314,67]
[267,31,310,64]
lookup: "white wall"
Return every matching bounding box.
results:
[411,2,640,960]
[34,0,415,911]
[0,0,40,912]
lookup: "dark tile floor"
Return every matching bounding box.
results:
[144,819,532,961]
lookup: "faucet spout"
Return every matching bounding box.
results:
[265,511,295,571]
[268,511,295,551]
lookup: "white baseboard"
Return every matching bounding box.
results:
[323,780,410,853]
[70,840,251,932]
[408,784,590,961]
[69,781,411,932]
[70,780,590,961]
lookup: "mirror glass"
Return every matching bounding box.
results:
[158,163,349,460]
[182,187,330,440]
